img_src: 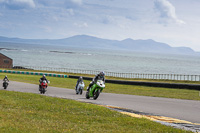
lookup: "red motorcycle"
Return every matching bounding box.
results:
[39,80,48,94]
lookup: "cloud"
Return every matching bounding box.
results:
[64,0,83,9]
[0,0,35,10]
[36,0,82,8]
[74,22,88,28]
[67,8,75,15]
[154,0,185,24]
[0,0,83,10]
[71,0,82,5]
[42,26,52,33]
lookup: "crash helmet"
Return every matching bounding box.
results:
[79,76,83,79]
[43,75,46,78]
[99,71,105,77]
[5,75,7,78]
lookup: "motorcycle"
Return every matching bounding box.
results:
[39,80,49,94]
[76,81,85,95]
[3,80,9,89]
[86,80,105,100]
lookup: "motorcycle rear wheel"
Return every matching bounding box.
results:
[3,83,7,89]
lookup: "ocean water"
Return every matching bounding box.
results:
[1,42,200,75]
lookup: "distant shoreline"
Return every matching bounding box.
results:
[0,48,17,51]
[49,51,75,54]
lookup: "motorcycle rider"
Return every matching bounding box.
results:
[76,76,83,90]
[87,71,105,91]
[3,75,9,87]
[3,75,9,82]
[39,75,48,90]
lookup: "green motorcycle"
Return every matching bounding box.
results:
[86,80,105,100]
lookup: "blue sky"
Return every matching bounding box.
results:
[0,0,200,51]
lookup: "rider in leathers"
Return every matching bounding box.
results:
[3,75,9,82]
[39,75,48,90]
[87,71,105,91]
[76,76,83,90]
[3,75,9,87]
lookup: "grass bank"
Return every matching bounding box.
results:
[1,73,200,100]
[0,91,192,133]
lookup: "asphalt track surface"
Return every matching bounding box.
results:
[2,81,200,124]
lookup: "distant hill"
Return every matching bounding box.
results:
[0,35,198,55]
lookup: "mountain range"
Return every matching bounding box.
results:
[0,35,198,55]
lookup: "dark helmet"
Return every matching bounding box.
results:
[43,75,46,78]
[5,75,7,78]
[99,71,105,76]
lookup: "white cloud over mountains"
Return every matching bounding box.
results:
[154,0,185,24]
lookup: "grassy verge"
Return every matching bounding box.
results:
[0,91,192,133]
[1,73,200,100]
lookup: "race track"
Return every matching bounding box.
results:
[1,80,200,124]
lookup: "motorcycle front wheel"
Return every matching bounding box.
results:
[3,83,7,89]
[93,89,100,100]
[80,89,83,95]
[86,91,90,99]
[43,88,46,94]
[40,88,46,94]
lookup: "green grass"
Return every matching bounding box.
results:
[1,73,200,100]
[105,83,200,100]
[0,91,192,133]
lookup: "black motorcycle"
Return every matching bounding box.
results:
[3,81,9,89]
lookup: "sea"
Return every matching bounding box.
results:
[1,42,200,75]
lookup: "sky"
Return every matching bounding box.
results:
[0,0,200,51]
